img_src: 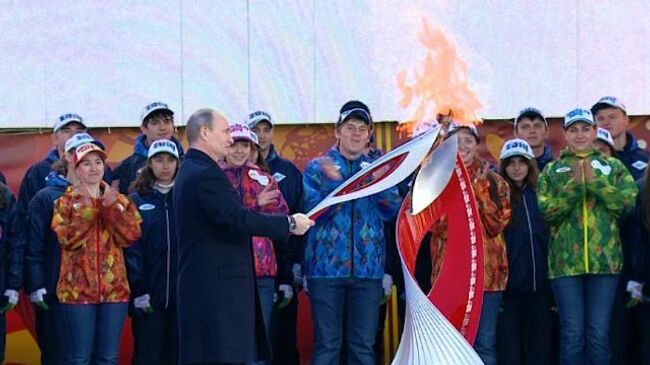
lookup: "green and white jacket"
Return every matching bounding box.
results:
[538,149,637,279]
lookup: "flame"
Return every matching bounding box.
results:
[397,18,483,137]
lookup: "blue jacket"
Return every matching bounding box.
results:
[24,172,68,301]
[616,131,649,181]
[303,147,401,279]
[113,135,185,194]
[625,179,650,284]
[125,188,178,311]
[0,183,20,295]
[536,145,554,171]
[503,185,550,293]
[266,144,305,265]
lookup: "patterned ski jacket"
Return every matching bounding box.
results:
[303,147,401,279]
[467,160,512,291]
[538,149,637,279]
[51,182,142,303]
[220,161,290,281]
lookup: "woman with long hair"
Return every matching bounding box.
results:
[538,108,637,365]
[446,122,512,365]
[51,142,142,365]
[125,139,180,364]
[496,138,552,365]
[219,123,292,364]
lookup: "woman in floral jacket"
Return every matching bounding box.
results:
[219,123,290,363]
[51,142,142,365]
[447,122,512,365]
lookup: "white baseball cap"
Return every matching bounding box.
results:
[140,102,173,124]
[499,138,535,160]
[248,110,273,128]
[596,128,615,148]
[564,108,595,129]
[64,133,95,153]
[54,113,86,133]
[591,96,627,115]
[447,121,479,140]
[148,139,180,159]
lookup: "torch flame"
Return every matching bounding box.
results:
[397,18,483,137]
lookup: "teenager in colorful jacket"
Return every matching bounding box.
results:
[51,142,142,365]
[495,138,552,365]
[112,102,184,194]
[538,108,637,365]
[446,122,511,365]
[218,122,291,363]
[303,101,401,365]
[124,139,180,365]
[25,133,100,365]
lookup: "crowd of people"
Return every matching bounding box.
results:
[0,95,648,365]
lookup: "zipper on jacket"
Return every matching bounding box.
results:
[164,194,171,309]
[522,190,537,292]
[347,159,355,278]
[580,160,590,273]
[95,199,102,303]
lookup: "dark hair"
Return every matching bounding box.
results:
[143,110,173,127]
[129,157,179,195]
[0,182,9,209]
[514,113,546,132]
[51,157,70,176]
[186,109,216,144]
[252,146,269,172]
[498,156,539,202]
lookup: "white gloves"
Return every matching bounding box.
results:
[382,274,394,298]
[29,288,49,310]
[2,289,19,312]
[627,280,645,301]
[134,294,153,312]
[278,284,294,301]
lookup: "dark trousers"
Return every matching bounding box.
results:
[34,301,66,365]
[131,307,178,365]
[610,278,650,365]
[271,295,300,365]
[498,290,553,365]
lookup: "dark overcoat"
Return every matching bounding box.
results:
[173,148,289,364]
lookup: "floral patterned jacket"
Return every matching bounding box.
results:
[467,159,512,291]
[51,182,142,303]
[220,161,289,278]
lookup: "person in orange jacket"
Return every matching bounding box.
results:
[447,122,512,365]
[51,142,142,365]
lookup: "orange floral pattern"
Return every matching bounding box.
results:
[467,160,512,291]
[51,183,142,303]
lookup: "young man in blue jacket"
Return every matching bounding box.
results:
[303,100,401,365]
[593,96,650,365]
[513,107,554,171]
[249,110,305,365]
[112,102,185,194]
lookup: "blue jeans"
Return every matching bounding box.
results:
[61,303,128,365]
[308,278,382,365]
[551,274,619,365]
[474,291,503,365]
[250,277,276,365]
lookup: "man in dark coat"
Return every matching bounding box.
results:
[173,108,313,365]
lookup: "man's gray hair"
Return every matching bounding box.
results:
[186,108,227,144]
